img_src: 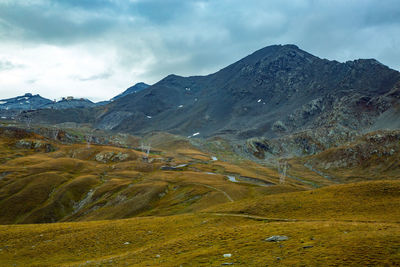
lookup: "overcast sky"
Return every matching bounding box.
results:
[0,0,399,102]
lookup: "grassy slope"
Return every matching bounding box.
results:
[0,180,399,266]
[0,132,305,224]
[208,180,400,223]
[0,213,399,266]
[0,128,399,266]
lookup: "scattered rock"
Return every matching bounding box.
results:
[227,176,238,183]
[0,172,11,181]
[265,235,289,242]
[113,152,129,161]
[15,139,33,149]
[160,166,184,171]
[15,139,56,152]
[95,151,129,163]
[272,120,288,133]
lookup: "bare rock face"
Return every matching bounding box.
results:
[15,139,56,152]
[95,151,129,163]
[245,125,358,158]
[311,131,400,169]
[265,235,289,242]
[96,111,134,130]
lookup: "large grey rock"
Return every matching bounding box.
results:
[265,235,289,242]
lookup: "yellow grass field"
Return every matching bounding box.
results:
[0,128,399,266]
[0,214,399,266]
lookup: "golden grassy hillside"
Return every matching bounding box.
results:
[0,127,306,224]
[0,126,399,266]
[0,211,399,266]
[208,180,400,222]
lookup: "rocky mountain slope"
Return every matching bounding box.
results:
[0,82,149,116]
[42,98,96,109]
[13,44,400,159]
[0,93,52,112]
[94,45,400,141]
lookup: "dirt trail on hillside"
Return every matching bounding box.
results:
[207,213,400,224]
[189,183,234,202]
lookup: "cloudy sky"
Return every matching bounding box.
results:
[0,0,399,102]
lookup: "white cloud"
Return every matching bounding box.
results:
[0,43,149,101]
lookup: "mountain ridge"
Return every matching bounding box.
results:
[9,44,400,160]
[111,82,150,101]
[0,82,150,118]
[98,44,400,139]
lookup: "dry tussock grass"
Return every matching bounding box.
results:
[0,131,399,266]
[0,214,399,266]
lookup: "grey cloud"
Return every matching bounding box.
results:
[0,4,114,44]
[0,60,23,71]
[26,79,37,84]
[51,0,116,10]
[75,71,113,82]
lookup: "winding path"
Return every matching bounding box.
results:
[189,183,234,202]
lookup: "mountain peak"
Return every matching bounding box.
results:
[135,82,149,86]
[255,44,313,59]
[92,44,400,139]
[111,82,150,101]
[9,44,400,142]
[263,44,300,51]
[251,44,301,56]
[216,44,317,78]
